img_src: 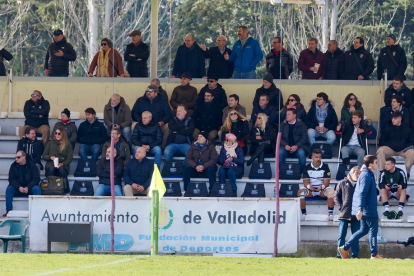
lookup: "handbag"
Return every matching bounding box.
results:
[40,176,67,195]
[70,180,94,196]
[241,183,266,198]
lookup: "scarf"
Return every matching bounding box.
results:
[286,104,297,110]
[224,141,238,158]
[61,119,70,124]
[96,48,111,77]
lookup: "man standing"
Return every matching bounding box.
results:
[77,108,107,161]
[124,30,149,78]
[171,34,206,78]
[3,151,41,217]
[103,94,132,145]
[170,73,198,117]
[192,91,222,142]
[324,40,344,80]
[95,147,124,197]
[196,75,227,110]
[341,37,374,80]
[222,94,246,124]
[265,36,293,79]
[17,127,44,171]
[377,34,407,80]
[338,155,383,259]
[334,166,361,258]
[44,29,76,77]
[100,129,131,165]
[224,26,263,79]
[298,38,325,80]
[20,90,50,147]
[123,147,154,196]
[253,73,283,112]
[199,35,234,79]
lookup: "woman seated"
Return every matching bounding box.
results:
[53,108,77,149]
[88,38,124,77]
[340,93,364,122]
[247,113,276,166]
[220,109,249,153]
[279,94,306,122]
[43,127,73,179]
[218,133,245,196]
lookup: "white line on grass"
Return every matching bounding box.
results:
[28,255,146,276]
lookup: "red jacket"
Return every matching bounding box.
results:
[298,49,325,79]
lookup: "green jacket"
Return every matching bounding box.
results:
[42,140,73,173]
[340,105,364,122]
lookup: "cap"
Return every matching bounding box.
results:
[263,72,274,84]
[53,29,63,36]
[180,72,192,80]
[61,108,71,118]
[207,74,219,81]
[129,30,142,37]
[387,34,396,42]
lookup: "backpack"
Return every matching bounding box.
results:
[241,183,266,198]
[209,183,233,197]
[70,180,94,196]
[40,176,67,195]
[74,160,97,177]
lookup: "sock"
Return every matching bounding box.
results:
[301,208,307,215]
[383,202,389,211]
[399,202,405,212]
[328,207,334,216]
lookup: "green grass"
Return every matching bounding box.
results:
[1,254,413,275]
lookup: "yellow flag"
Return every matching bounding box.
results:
[148,164,166,201]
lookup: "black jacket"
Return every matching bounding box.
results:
[280,104,307,122]
[341,46,374,80]
[23,97,50,128]
[166,116,195,145]
[339,120,372,153]
[384,106,410,129]
[132,94,172,123]
[8,160,40,190]
[324,48,344,80]
[192,102,223,133]
[172,42,206,78]
[265,48,293,79]
[203,46,234,79]
[250,123,276,154]
[377,44,407,80]
[131,120,162,149]
[379,124,414,152]
[384,83,411,108]
[44,37,77,75]
[0,48,13,76]
[251,105,278,128]
[306,101,338,131]
[220,120,250,142]
[334,177,357,221]
[253,83,283,111]
[197,83,227,110]
[123,157,154,189]
[279,119,310,154]
[77,119,107,146]
[17,137,44,169]
[124,41,150,77]
[97,158,124,186]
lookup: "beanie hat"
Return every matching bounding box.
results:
[263,73,274,84]
[61,108,71,118]
[387,34,396,42]
[198,131,209,141]
[225,133,237,142]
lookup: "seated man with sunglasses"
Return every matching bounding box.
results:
[196,75,227,111]
[3,151,41,217]
[20,90,51,147]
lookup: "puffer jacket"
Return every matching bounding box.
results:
[23,97,50,128]
[104,97,132,129]
[351,167,378,218]
[324,48,344,80]
[249,123,276,155]
[44,37,77,75]
[334,176,358,221]
[266,48,293,79]
[131,120,162,148]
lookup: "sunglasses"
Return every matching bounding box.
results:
[31,94,38,97]
[207,80,216,83]
[55,132,62,135]
[225,139,231,142]
[288,99,296,102]
[101,43,107,46]
[146,89,155,93]
[229,113,238,116]
[349,97,357,101]
[15,156,22,159]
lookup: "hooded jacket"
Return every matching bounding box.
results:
[335,175,358,221]
[341,46,374,80]
[97,158,124,186]
[279,119,310,154]
[0,48,13,76]
[197,83,228,110]
[104,97,133,129]
[8,160,40,190]
[377,44,407,80]
[253,83,283,111]
[266,48,293,79]
[124,41,150,78]
[384,83,411,108]
[324,48,344,80]
[77,119,107,146]
[131,120,162,149]
[298,48,325,79]
[16,137,44,169]
[185,141,218,169]
[23,97,50,128]
[172,42,206,78]
[228,37,263,73]
[203,46,234,79]
[351,167,378,218]
[306,100,338,131]
[44,37,77,75]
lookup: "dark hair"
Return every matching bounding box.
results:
[229,94,239,102]
[316,92,329,102]
[363,155,377,167]
[260,94,269,101]
[101,37,114,48]
[312,149,322,156]
[344,93,362,108]
[286,108,297,115]
[391,95,403,104]
[351,110,363,120]
[274,36,283,44]
[205,90,214,97]
[177,104,187,111]
[17,150,26,157]
[238,25,248,32]
[25,127,36,135]
[355,37,364,45]
[284,94,302,107]
[85,107,96,115]
[309,37,318,44]
[393,75,404,83]
[391,111,402,119]
[147,85,159,92]
[385,157,396,164]
[111,128,121,135]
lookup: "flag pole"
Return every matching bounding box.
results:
[151,189,159,256]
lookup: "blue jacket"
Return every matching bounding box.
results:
[351,167,378,218]
[131,94,172,123]
[251,105,277,128]
[123,157,154,189]
[306,100,338,131]
[218,145,245,177]
[228,37,263,73]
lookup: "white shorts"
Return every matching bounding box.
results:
[311,191,322,197]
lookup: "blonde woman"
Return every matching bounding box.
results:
[88,38,124,77]
[43,127,73,178]
[220,109,249,153]
[247,113,276,166]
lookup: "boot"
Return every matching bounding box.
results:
[247,149,262,166]
[342,157,350,165]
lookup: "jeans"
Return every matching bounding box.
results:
[6,185,41,211]
[344,216,378,257]
[164,143,191,164]
[279,147,306,172]
[49,74,69,77]
[46,166,68,178]
[337,219,361,258]
[218,167,238,191]
[341,145,365,167]
[183,165,217,191]
[233,71,256,79]
[94,184,123,196]
[307,128,336,146]
[133,146,162,169]
[79,144,102,161]
[105,125,132,145]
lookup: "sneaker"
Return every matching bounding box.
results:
[2,211,8,217]
[301,214,307,221]
[371,253,384,259]
[338,246,349,259]
[383,211,390,217]
[398,211,403,217]
[329,214,334,221]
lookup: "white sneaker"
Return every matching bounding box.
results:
[301,214,307,221]
[329,214,334,221]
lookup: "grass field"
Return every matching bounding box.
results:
[1,254,414,276]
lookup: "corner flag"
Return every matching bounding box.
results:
[149,164,166,256]
[149,164,166,202]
